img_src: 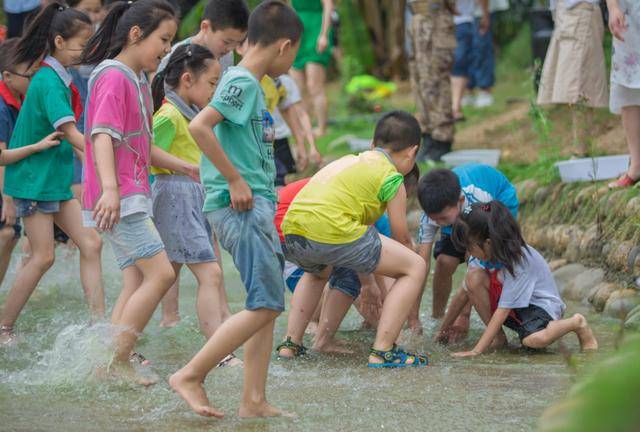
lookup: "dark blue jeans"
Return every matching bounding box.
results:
[452,16,496,90]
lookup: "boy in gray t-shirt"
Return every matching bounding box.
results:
[434,201,598,356]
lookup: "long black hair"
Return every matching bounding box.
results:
[150,44,215,111]
[81,0,177,65]
[15,2,92,67]
[452,200,528,276]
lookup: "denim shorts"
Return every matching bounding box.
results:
[283,226,382,276]
[452,22,474,78]
[282,246,362,299]
[207,196,285,312]
[72,152,83,185]
[106,212,165,269]
[14,198,61,218]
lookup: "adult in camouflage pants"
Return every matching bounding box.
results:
[407,0,456,161]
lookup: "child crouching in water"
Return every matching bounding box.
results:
[278,110,429,367]
[442,201,598,357]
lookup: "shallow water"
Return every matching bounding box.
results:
[0,245,620,432]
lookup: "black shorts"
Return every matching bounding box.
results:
[274,138,297,186]
[433,233,466,263]
[504,304,553,342]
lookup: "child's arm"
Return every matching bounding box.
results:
[58,122,85,154]
[92,133,120,231]
[386,184,414,250]
[476,0,490,35]
[452,308,511,357]
[189,106,253,211]
[435,288,469,344]
[606,0,627,41]
[0,132,63,166]
[149,146,200,183]
[317,0,334,53]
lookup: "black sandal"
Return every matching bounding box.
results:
[275,336,307,358]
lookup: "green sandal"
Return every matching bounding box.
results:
[367,344,429,368]
[276,337,307,358]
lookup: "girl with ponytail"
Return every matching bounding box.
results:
[81,0,200,385]
[0,3,106,346]
[435,201,598,357]
[148,45,237,366]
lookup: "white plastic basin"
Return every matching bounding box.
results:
[441,149,501,167]
[555,155,630,183]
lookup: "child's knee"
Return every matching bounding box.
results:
[522,332,548,350]
[435,254,459,274]
[153,265,176,287]
[80,231,102,256]
[32,250,55,271]
[0,227,16,244]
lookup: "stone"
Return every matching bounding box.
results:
[574,185,597,207]
[552,263,587,295]
[562,268,605,301]
[515,179,538,204]
[606,241,634,272]
[624,311,640,331]
[548,259,568,272]
[579,225,602,258]
[625,196,640,218]
[603,289,640,320]
[588,282,620,312]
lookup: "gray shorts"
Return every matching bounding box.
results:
[283,226,382,275]
[152,175,216,264]
[106,212,165,269]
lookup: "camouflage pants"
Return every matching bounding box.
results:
[410,11,456,142]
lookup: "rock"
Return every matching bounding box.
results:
[548,259,568,272]
[515,179,538,204]
[606,241,634,272]
[552,264,587,295]
[563,268,605,301]
[603,289,640,319]
[574,185,597,207]
[607,190,628,208]
[625,196,640,218]
[624,311,640,331]
[533,186,551,204]
[588,282,620,312]
[579,225,602,258]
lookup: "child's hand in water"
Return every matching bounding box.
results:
[93,188,120,231]
[229,176,253,211]
[434,328,450,345]
[451,350,480,358]
[35,131,64,151]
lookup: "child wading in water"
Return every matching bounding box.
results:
[0,4,105,346]
[150,45,239,367]
[277,110,429,368]
[81,0,198,384]
[442,201,598,356]
[171,0,302,419]
[0,39,65,297]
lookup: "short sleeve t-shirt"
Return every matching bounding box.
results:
[0,82,20,145]
[275,177,311,242]
[418,164,519,244]
[4,58,76,201]
[151,101,201,175]
[274,74,302,140]
[201,66,276,211]
[282,149,403,244]
[82,61,154,226]
[498,246,566,320]
[454,0,477,24]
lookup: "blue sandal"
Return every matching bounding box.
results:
[367,344,429,368]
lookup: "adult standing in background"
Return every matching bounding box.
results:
[607,0,640,188]
[537,0,608,157]
[290,0,333,138]
[3,0,41,38]
[408,0,457,162]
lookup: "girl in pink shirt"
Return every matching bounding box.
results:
[81,0,198,385]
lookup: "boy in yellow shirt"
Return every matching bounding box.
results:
[278,110,429,367]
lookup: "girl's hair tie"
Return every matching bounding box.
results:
[480,203,491,212]
[462,206,473,216]
[57,4,68,12]
[186,49,192,57]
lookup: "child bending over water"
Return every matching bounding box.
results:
[440,201,598,357]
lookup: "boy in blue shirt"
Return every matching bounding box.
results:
[170,1,302,420]
[416,164,518,341]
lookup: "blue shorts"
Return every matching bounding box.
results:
[14,198,61,218]
[106,212,165,269]
[72,152,83,185]
[207,196,285,312]
[452,22,474,78]
[282,253,362,299]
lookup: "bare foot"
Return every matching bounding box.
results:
[102,361,158,386]
[448,314,470,344]
[305,321,318,335]
[407,320,424,336]
[169,369,224,419]
[0,328,16,347]
[277,346,295,358]
[313,340,354,354]
[238,401,295,419]
[160,318,180,328]
[312,127,325,139]
[574,314,598,350]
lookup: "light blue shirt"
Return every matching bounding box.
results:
[3,0,40,14]
[418,163,519,243]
